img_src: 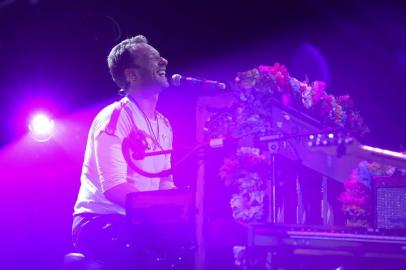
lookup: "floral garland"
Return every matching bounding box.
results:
[219,147,271,222]
[206,63,368,141]
[206,63,368,223]
[339,161,406,227]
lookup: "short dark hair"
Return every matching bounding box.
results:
[107,35,148,90]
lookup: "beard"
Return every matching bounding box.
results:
[139,70,169,90]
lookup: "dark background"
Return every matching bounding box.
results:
[0,1,406,269]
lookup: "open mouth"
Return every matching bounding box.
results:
[157,70,166,77]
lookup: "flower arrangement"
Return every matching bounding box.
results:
[339,161,406,227]
[206,63,368,224]
[206,63,368,140]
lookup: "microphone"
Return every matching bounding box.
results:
[171,74,226,90]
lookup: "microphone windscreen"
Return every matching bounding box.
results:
[171,74,182,86]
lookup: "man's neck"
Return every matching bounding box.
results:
[128,91,159,119]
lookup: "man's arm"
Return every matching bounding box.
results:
[104,182,139,207]
[95,132,137,207]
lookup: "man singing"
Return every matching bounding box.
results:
[72,35,175,269]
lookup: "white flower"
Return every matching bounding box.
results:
[249,190,265,204]
[302,87,313,109]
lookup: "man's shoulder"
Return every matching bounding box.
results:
[92,99,131,136]
[94,101,122,124]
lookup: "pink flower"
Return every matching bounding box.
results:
[338,94,354,109]
[258,65,272,75]
[319,94,335,117]
[299,82,309,93]
[311,81,327,104]
[269,63,288,76]
[258,64,289,91]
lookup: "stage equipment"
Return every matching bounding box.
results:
[195,93,406,270]
[248,223,406,253]
[374,176,406,230]
[171,74,227,90]
[268,99,406,181]
[126,188,194,225]
[243,223,406,269]
[125,189,196,269]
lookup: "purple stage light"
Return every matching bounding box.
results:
[28,113,55,142]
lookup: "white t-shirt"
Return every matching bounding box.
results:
[74,96,174,216]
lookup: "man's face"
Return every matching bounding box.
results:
[131,44,169,90]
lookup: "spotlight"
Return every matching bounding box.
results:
[28,113,55,142]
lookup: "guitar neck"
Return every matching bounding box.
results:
[347,143,406,169]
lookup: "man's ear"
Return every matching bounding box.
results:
[124,68,138,84]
